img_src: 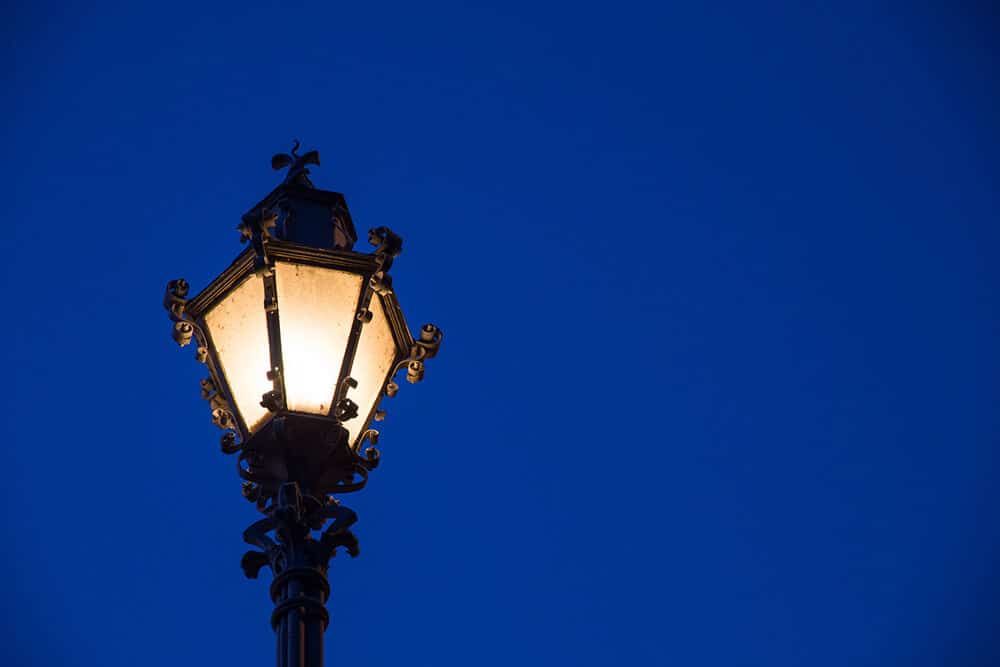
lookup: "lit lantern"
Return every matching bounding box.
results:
[164,144,441,504]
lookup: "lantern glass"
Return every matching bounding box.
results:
[343,293,398,446]
[204,274,272,432]
[274,261,363,415]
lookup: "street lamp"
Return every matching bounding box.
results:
[163,142,442,667]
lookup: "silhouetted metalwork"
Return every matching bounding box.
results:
[272,139,321,188]
[241,482,358,667]
[163,143,441,667]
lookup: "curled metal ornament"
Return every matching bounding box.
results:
[164,278,189,320]
[384,322,443,400]
[363,226,444,400]
[241,481,261,502]
[173,321,194,347]
[165,278,241,452]
[201,378,228,412]
[367,226,403,296]
[236,424,383,509]
[416,323,443,358]
[221,432,242,455]
[355,428,380,456]
[211,407,237,431]
[369,270,393,296]
[203,377,242,453]
[238,449,289,497]
[240,483,359,583]
[163,279,209,362]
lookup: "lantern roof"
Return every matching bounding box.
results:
[240,141,358,252]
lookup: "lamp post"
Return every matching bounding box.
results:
[163,143,442,667]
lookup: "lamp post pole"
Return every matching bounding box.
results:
[164,142,441,667]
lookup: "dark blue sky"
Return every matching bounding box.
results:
[3,2,998,665]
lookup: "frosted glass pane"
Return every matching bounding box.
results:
[275,262,363,415]
[204,275,271,432]
[345,294,398,447]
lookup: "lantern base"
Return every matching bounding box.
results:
[239,413,376,502]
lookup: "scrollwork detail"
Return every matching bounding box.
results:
[333,376,359,423]
[165,280,242,453]
[367,226,403,296]
[201,377,228,413]
[384,323,443,398]
[238,207,277,270]
[211,407,236,431]
[355,428,380,458]
[163,279,209,362]
[240,483,359,581]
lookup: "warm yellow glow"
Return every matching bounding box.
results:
[204,274,272,432]
[274,261,363,415]
[344,294,398,447]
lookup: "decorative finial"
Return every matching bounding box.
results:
[271,139,320,188]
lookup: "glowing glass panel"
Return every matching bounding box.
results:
[204,274,271,432]
[274,261,363,415]
[344,294,398,447]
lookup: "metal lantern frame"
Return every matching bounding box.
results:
[164,182,441,508]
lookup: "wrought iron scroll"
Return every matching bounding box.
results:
[164,278,242,453]
[385,323,443,398]
[240,482,359,636]
[236,425,381,511]
[367,226,402,297]
[164,279,205,359]
[240,483,359,580]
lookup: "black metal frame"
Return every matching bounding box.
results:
[163,144,442,667]
[166,234,441,502]
[185,244,379,430]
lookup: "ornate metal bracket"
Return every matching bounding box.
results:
[164,279,242,453]
[240,482,358,641]
[385,323,443,397]
[241,482,359,581]
[203,378,243,453]
[361,224,443,401]
[332,376,360,423]
[163,279,207,361]
[368,226,403,296]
